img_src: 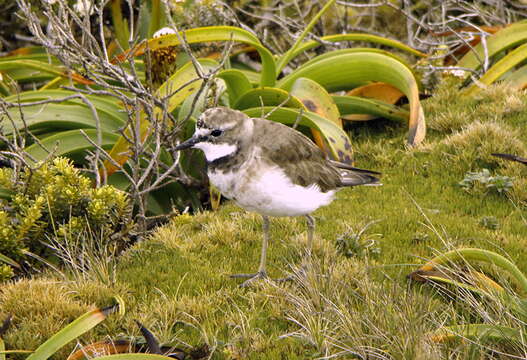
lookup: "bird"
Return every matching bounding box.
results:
[491,153,527,166]
[175,107,381,287]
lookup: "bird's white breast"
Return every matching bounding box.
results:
[208,148,336,217]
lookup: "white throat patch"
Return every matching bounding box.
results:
[194,142,238,162]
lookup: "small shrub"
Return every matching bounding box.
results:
[0,158,133,280]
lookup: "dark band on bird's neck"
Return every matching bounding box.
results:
[207,147,241,170]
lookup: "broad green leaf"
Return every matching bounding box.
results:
[505,64,527,90]
[103,59,218,176]
[290,78,341,125]
[418,272,527,320]
[3,104,123,135]
[0,60,92,85]
[465,42,527,95]
[0,338,4,360]
[24,129,119,163]
[216,69,253,104]
[116,26,276,86]
[333,95,409,123]
[278,33,426,73]
[177,91,207,122]
[234,69,260,85]
[430,324,524,344]
[156,59,219,113]
[0,46,51,60]
[415,267,506,295]
[233,87,303,110]
[457,22,527,72]
[4,90,127,125]
[243,107,354,164]
[26,305,118,360]
[278,51,425,146]
[417,248,527,294]
[290,77,342,156]
[297,48,416,77]
[415,274,497,297]
[91,354,175,360]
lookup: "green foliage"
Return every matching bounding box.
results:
[456,21,527,94]
[0,158,132,280]
[106,0,426,175]
[2,0,427,217]
[479,216,499,230]
[335,221,381,259]
[459,169,513,194]
[412,248,527,348]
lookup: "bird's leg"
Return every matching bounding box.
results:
[257,215,270,276]
[230,215,270,287]
[305,214,315,258]
[276,215,316,283]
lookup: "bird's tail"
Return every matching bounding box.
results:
[330,161,382,187]
[491,153,527,165]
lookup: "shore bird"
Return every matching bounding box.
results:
[175,107,381,286]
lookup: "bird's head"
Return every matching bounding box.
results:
[175,107,253,162]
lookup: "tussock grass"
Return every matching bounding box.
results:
[0,82,526,359]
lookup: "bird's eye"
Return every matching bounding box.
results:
[211,129,223,137]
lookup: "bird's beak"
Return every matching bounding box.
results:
[174,135,206,150]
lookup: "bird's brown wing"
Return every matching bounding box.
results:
[253,118,342,192]
[253,118,380,191]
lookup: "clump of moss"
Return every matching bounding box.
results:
[0,158,133,280]
[439,121,526,169]
[424,80,527,134]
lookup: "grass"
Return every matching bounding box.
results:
[0,80,526,359]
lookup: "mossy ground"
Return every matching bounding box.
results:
[1,81,526,359]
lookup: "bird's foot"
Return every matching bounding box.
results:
[230,271,269,287]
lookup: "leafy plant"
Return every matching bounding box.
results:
[5,0,427,220]
[0,299,201,360]
[335,221,381,259]
[445,21,527,93]
[100,0,427,206]
[0,157,132,280]
[479,216,499,230]
[410,248,527,355]
[0,299,180,360]
[113,22,426,160]
[458,168,513,194]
